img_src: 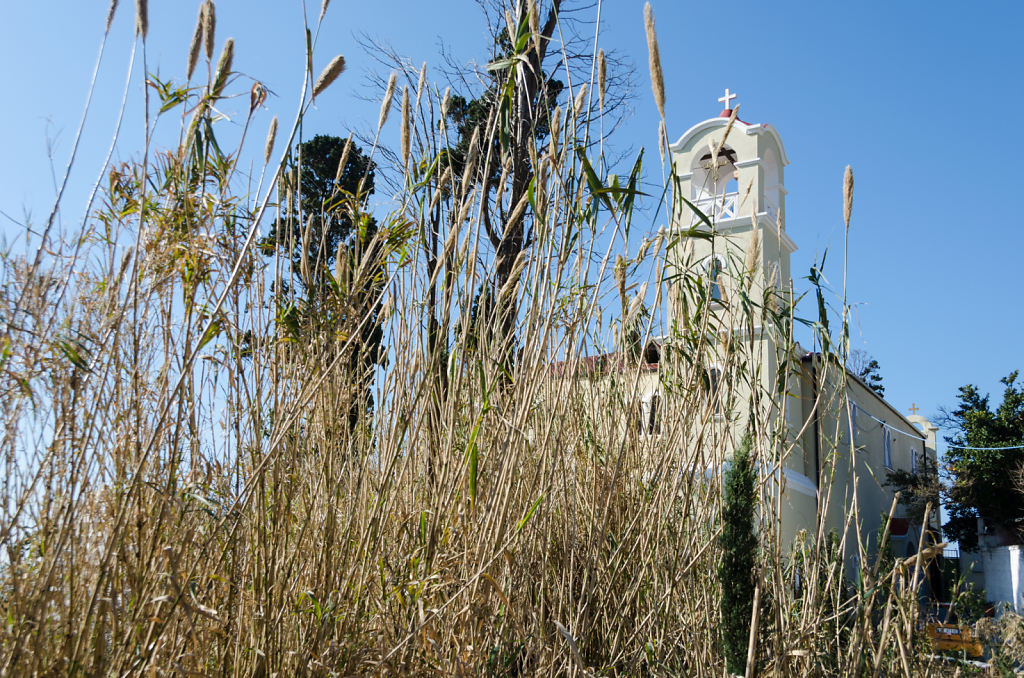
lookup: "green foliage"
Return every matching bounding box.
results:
[433,7,565,359]
[950,581,987,623]
[262,134,376,296]
[884,450,941,528]
[943,371,1024,550]
[262,134,389,430]
[720,433,757,675]
[858,358,885,398]
[875,513,896,579]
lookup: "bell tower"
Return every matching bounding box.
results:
[667,89,796,313]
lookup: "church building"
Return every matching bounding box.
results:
[626,90,942,578]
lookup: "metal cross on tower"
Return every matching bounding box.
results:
[718,88,737,111]
[909,403,920,415]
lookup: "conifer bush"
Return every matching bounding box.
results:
[720,433,757,675]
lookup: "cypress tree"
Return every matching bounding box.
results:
[720,433,757,675]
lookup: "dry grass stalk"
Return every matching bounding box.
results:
[460,126,480,193]
[440,86,452,136]
[300,214,313,285]
[712,105,740,169]
[187,4,204,80]
[105,0,119,32]
[134,0,147,38]
[598,48,607,110]
[378,72,397,131]
[401,85,411,169]
[573,83,588,118]
[644,2,665,119]
[744,227,761,291]
[528,0,541,55]
[264,116,278,165]
[415,62,427,108]
[843,165,854,229]
[335,238,347,283]
[312,54,346,98]
[0,5,965,676]
[658,118,667,167]
[202,0,215,60]
[211,38,233,98]
[333,131,353,188]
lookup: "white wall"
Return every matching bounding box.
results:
[980,544,1024,614]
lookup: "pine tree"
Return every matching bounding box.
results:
[720,433,757,675]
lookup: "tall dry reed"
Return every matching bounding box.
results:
[0,2,963,676]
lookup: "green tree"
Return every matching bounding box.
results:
[262,134,385,431]
[263,134,376,296]
[884,450,941,528]
[720,433,757,675]
[942,371,1024,550]
[440,6,566,360]
[849,349,885,398]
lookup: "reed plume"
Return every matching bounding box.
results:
[415,62,427,108]
[300,214,313,286]
[401,85,411,169]
[313,55,346,98]
[187,4,203,80]
[203,0,216,59]
[264,116,278,165]
[211,38,234,99]
[843,164,854,229]
[744,227,761,292]
[573,83,588,118]
[440,86,452,134]
[644,2,665,120]
[334,132,354,189]
[105,0,119,32]
[134,0,148,38]
[378,72,397,131]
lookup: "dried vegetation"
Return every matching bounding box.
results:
[0,1,986,675]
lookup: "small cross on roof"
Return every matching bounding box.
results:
[908,403,920,415]
[718,88,737,111]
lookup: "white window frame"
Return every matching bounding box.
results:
[701,255,727,303]
[639,391,662,437]
[883,428,892,469]
[707,363,724,418]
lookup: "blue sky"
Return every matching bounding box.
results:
[2,0,1022,447]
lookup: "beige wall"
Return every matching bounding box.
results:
[794,355,939,570]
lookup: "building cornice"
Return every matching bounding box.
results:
[670,118,790,166]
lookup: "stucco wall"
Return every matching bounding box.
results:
[980,545,1024,614]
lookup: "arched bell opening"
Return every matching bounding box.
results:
[690,145,739,221]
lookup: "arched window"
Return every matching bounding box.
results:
[883,429,892,468]
[643,341,661,365]
[710,258,724,301]
[702,255,726,303]
[703,365,723,415]
[691,146,738,221]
